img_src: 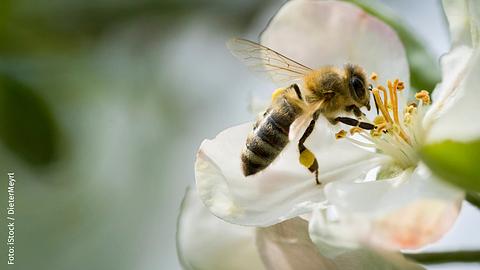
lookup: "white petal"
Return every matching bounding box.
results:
[195,120,384,226]
[256,218,336,270]
[176,188,265,270]
[427,48,480,143]
[442,0,480,48]
[258,218,424,270]
[310,164,463,250]
[426,45,473,120]
[332,249,425,270]
[261,0,410,88]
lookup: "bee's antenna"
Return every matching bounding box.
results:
[369,84,379,115]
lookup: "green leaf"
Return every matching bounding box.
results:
[421,140,480,192]
[344,0,441,92]
[0,74,60,166]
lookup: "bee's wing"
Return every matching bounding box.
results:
[227,38,313,85]
[289,101,325,141]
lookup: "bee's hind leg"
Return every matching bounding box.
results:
[298,112,320,185]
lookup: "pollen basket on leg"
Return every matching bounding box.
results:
[299,148,316,168]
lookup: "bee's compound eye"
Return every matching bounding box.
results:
[351,77,365,99]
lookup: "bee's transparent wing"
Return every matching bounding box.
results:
[227,38,313,85]
[289,101,325,141]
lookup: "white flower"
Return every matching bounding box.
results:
[177,188,264,270]
[195,0,478,251]
[177,188,425,269]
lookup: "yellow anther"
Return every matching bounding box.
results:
[350,127,362,135]
[299,149,316,168]
[373,115,386,125]
[370,72,378,81]
[404,113,412,125]
[376,122,388,132]
[371,122,387,137]
[397,81,405,90]
[404,103,417,125]
[335,130,347,139]
[415,90,431,105]
[271,88,285,101]
[405,104,417,114]
[371,130,382,137]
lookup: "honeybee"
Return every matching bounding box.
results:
[228,38,375,184]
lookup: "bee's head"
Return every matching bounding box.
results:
[345,64,371,111]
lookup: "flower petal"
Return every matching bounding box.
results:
[261,0,409,88]
[332,249,425,270]
[256,218,336,270]
[195,120,384,226]
[442,0,480,48]
[176,188,265,270]
[426,48,480,143]
[310,164,463,250]
[258,218,424,270]
[426,45,473,120]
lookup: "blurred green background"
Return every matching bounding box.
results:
[0,1,275,269]
[0,1,477,270]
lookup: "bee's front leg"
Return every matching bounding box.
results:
[331,117,375,130]
[345,105,365,118]
[353,106,365,118]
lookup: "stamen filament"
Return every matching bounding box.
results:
[359,133,375,143]
[396,125,410,144]
[377,85,389,109]
[346,137,376,148]
[372,86,410,144]
[372,88,394,124]
[389,79,400,124]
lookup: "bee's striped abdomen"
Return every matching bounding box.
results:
[241,91,302,176]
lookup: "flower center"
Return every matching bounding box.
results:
[335,73,431,169]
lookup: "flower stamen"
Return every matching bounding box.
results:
[404,103,417,125]
[372,88,394,124]
[371,79,410,143]
[335,130,347,139]
[346,137,376,148]
[332,72,434,169]
[388,79,401,125]
[377,85,389,109]
[397,81,405,90]
[334,72,430,169]
[415,90,431,105]
[350,127,362,135]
